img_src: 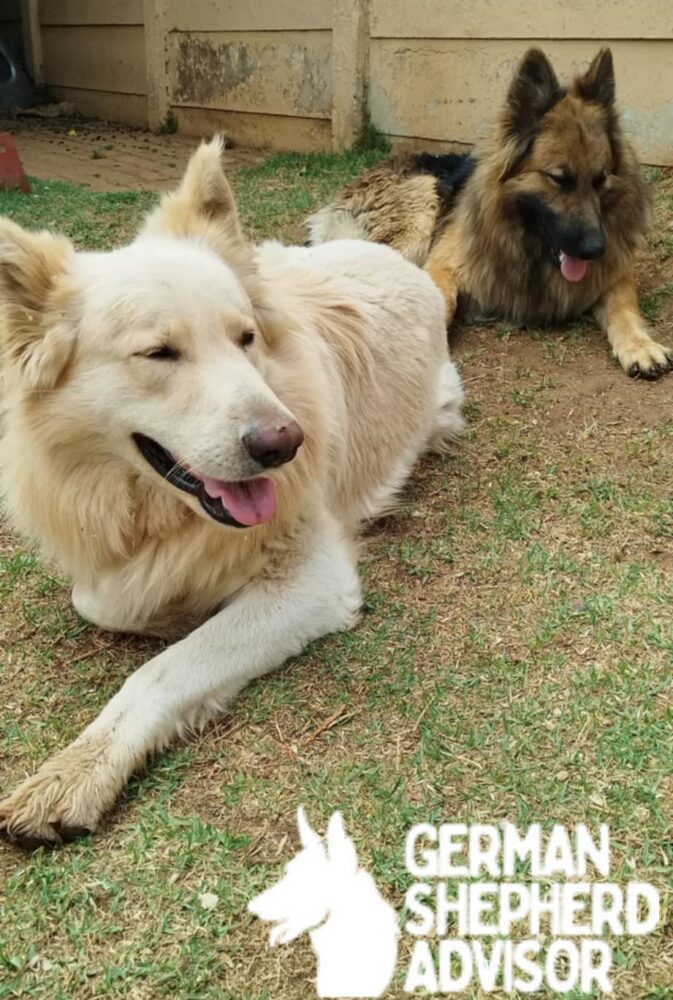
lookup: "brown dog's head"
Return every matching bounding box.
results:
[497,47,633,282]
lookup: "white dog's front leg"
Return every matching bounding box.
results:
[0,525,361,844]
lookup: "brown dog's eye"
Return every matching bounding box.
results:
[594,169,609,189]
[545,171,574,190]
[239,331,255,349]
[141,345,181,361]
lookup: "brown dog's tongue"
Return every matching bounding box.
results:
[560,252,588,283]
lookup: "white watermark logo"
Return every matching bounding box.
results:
[249,814,660,997]
[248,808,398,998]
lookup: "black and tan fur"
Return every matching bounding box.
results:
[308,48,672,380]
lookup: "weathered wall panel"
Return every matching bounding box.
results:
[174,107,332,152]
[165,0,332,33]
[30,1,673,162]
[40,0,142,27]
[40,6,148,128]
[368,38,673,164]
[49,85,148,126]
[42,25,147,94]
[169,30,332,119]
[371,0,673,40]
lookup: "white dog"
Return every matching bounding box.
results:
[249,809,399,997]
[0,138,464,844]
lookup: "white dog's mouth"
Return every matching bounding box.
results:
[132,433,277,527]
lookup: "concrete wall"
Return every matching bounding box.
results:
[39,0,147,126]
[25,0,673,164]
[165,0,333,151]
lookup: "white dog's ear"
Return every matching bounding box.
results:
[142,135,246,255]
[297,806,322,850]
[326,812,358,875]
[0,219,77,388]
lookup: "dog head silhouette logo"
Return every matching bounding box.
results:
[249,808,399,997]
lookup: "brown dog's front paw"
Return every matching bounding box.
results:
[0,736,114,848]
[620,341,673,380]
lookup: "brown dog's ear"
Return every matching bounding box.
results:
[0,219,76,388]
[504,48,562,140]
[141,135,247,258]
[573,48,615,107]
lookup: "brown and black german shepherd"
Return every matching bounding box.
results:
[308,48,672,380]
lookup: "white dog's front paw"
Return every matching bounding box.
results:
[0,734,119,847]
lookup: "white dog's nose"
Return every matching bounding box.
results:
[243,421,304,468]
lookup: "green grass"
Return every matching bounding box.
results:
[230,149,383,243]
[158,112,178,136]
[1,154,673,999]
[0,180,156,249]
[0,148,382,251]
[641,282,673,321]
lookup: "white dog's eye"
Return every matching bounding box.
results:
[239,331,255,349]
[140,345,181,361]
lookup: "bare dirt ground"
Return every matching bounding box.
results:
[0,115,266,191]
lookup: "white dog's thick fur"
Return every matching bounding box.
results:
[0,138,464,844]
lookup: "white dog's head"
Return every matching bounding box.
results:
[0,138,303,531]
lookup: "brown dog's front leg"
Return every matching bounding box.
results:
[424,237,460,326]
[594,273,673,379]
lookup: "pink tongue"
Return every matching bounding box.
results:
[560,253,588,282]
[201,476,277,526]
